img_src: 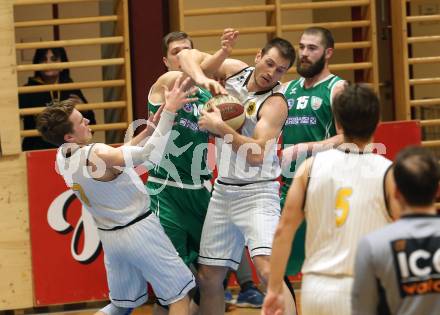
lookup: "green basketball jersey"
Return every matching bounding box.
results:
[147,87,212,185]
[281,75,343,194]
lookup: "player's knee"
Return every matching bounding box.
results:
[198,265,225,291]
[256,264,271,285]
[253,255,271,284]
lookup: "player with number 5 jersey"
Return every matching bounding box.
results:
[263,84,399,315]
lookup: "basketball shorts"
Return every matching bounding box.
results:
[301,274,353,315]
[198,180,281,270]
[147,180,210,266]
[98,213,195,308]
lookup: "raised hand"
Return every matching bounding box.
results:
[221,28,239,55]
[163,75,198,113]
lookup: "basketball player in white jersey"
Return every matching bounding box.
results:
[263,84,399,315]
[178,38,297,315]
[36,77,198,315]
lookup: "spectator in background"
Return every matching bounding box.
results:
[19,47,96,151]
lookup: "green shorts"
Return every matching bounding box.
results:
[146,180,210,266]
[280,191,306,276]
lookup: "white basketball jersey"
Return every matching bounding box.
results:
[216,67,285,184]
[56,144,150,230]
[302,148,392,276]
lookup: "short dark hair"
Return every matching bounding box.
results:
[333,84,380,141]
[36,100,75,146]
[394,146,440,207]
[261,37,296,68]
[303,27,335,49]
[32,47,70,81]
[162,31,194,56]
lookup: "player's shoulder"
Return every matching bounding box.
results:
[225,65,252,82]
[369,152,393,168]
[223,59,249,78]
[282,78,302,92]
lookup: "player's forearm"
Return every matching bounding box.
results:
[200,49,229,78]
[268,224,296,293]
[216,122,268,166]
[121,110,176,166]
[282,134,343,162]
[178,49,211,84]
[123,126,150,147]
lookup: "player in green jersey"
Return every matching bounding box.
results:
[148,30,263,313]
[147,31,231,315]
[281,27,346,277]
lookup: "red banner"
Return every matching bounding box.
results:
[27,149,108,306]
[374,121,421,160]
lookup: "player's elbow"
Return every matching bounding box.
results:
[177,48,203,62]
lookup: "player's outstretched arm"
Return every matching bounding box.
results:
[177,48,228,95]
[200,28,239,78]
[93,76,197,168]
[177,29,245,95]
[262,158,311,315]
[127,71,189,147]
[281,134,343,170]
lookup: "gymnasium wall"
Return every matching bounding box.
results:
[14,1,105,143]
[0,0,33,309]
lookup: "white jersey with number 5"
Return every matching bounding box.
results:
[302,148,392,276]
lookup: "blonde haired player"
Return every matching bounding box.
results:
[263,84,398,315]
[37,76,198,315]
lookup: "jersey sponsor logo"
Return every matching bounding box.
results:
[236,75,246,83]
[183,103,193,113]
[392,236,440,297]
[296,96,309,110]
[289,87,297,95]
[285,115,317,126]
[246,100,257,116]
[179,117,202,132]
[287,98,295,110]
[311,96,323,110]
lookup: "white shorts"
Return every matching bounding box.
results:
[98,213,195,308]
[198,180,280,270]
[301,274,353,315]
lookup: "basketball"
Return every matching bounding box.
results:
[203,94,245,131]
